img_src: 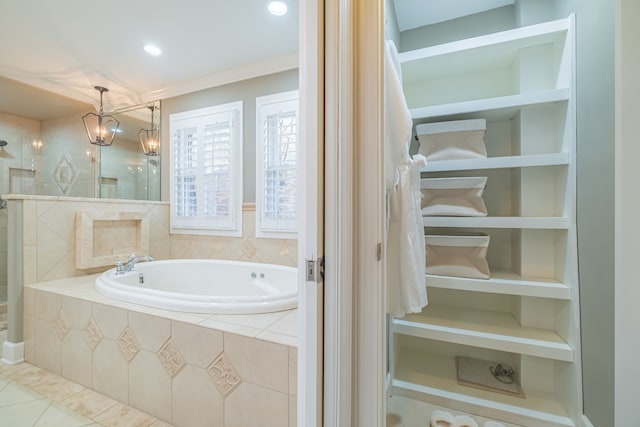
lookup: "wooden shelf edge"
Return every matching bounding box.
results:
[394,319,574,362]
[425,273,571,300]
[391,379,576,427]
[410,89,570,120]
[423,216,570,229]
[399,17,570,65]
[420,153,570,173]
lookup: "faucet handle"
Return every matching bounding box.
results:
[126,254,137,263]
[115,260,124,274]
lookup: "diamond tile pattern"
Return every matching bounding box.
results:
[52,154,78,195]
[83,318,103,350]
[52,310,70,340]
[116,326,140,362]
[157,338,185,378]
[207,353,241,397]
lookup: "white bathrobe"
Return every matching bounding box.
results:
[385,40,428,318]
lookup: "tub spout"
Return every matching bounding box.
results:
[117,255,154,274]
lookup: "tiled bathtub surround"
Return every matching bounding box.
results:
[23,275,298,427]
[5,195,296,287]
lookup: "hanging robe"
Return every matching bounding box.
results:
[384,40,428,318]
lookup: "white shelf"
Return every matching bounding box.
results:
[421,153,570,173]
[393,305,573,362]
[392,350,576,427]
[399,17,570,84]
[392,13,578,425]
[423,216,569,229]
[426,271,571,300]
[410,89,570,121]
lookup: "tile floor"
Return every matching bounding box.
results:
[1,335,172,427]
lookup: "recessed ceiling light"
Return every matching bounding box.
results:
[267,0,288,16]
[144,44,162,56]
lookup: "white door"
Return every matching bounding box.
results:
[298,0,324,425]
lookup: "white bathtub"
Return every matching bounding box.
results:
[95,259,298,314]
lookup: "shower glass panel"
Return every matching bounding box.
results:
[0,102,161,304]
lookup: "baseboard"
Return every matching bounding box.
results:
[1,341,24,365]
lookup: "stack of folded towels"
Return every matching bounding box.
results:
[429,410,506,427]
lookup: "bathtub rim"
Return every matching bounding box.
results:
[95,259,298,314]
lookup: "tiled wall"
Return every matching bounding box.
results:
[24,286,297,427]
[14,196,297,285]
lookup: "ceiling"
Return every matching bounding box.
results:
[0,0,300,115]
[0,1,514,120]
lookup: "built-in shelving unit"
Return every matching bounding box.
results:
[390,14,580,427]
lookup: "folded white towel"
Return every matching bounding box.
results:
[455,415,479,427]
[430,410,455,427]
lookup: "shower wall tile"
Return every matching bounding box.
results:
[168,207,297,267]
[13,198,294,299]
[15,197,172,284]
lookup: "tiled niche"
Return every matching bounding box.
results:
[5,195,296,286]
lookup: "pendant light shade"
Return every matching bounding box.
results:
[139,105,160,156]
[82,86,120,146]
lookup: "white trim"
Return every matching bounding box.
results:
[324,0,354,425]
[1,341,24,365]
[297,0,324,425]
[353,0,386,425]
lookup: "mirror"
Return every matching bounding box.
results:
[97,102,161,201]
[0,77,160,201]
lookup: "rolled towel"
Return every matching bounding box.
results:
[430,410,455,427]
[455,415,479,427]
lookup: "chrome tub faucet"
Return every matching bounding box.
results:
[115,254,154,274]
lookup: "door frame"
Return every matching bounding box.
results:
[322,0,387,426]
[298,0,325,425]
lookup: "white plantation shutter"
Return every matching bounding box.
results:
[170,102,242,236]
[256,91,299,237]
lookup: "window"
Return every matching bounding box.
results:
[169,101,243,236]
[256,90,299,238]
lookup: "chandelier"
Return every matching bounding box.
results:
[139,105,160,156]
[82,86,120,146]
